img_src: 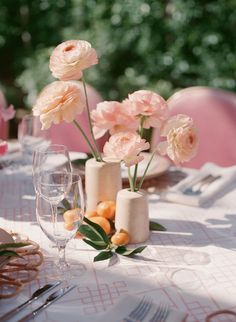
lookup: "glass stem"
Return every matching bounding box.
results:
[51,203,58,234]
[57,244,67,269]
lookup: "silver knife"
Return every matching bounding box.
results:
[0,281,61,322]
[18,285,76,322]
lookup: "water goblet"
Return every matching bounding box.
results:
[33,145,72,242]
[36,171,84,273]
[32,144,72,256]
[32,144,72,195]
[18,114,51,164]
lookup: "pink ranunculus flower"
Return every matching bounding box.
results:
[157,114,199,165]
[123,90,169,129]
[33,81,85,130]
[91,101,139,139]
[49,40,98,81]
[0,140,8,156]
[103,131,150,167]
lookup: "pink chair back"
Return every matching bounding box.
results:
[152,86,236,168]
[50,82,106,153]
[0,119,8,140]
[0,91,8,139]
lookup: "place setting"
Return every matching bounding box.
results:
[160,162,236,207]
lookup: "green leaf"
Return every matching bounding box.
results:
[61,198,71,210]
[130,246,147,254]
[79,224,105,242]
[117,246,147,257]
[149,221,166,231]
[71,154,93,165]
[0,250,21,258]
[83,238,107,250]
[57,206,66,215]
[115,246,127,254]
[83,217,109,244]
[0,242,29,249]
[93,251,113,262]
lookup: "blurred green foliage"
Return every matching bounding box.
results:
[1,0,236,109]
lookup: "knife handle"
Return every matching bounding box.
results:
[18,285,76,322]
[0,302,31,322]
[0,281,61,322]
[17,304,47,322]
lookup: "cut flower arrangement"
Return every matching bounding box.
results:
[33,39,198,261]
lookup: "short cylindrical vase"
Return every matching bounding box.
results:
[85,158,122,211]
[115,188,149,243]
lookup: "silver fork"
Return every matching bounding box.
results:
[183,174,221,195]
[149,303,169,322]
[123,296,153,322]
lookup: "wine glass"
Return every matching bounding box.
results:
[36,170,84,272]
[32,144,72,263]
[18,114,51,164]
[32,144,71,195]
[33,144,72,239]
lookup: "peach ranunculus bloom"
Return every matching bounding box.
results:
[0,140,8,156]
[123,90,169,129]
[157,114,199,165]
[91,101,139,139]
[49,40,98,81]
[103,131,150,167]
[33,81,85,130]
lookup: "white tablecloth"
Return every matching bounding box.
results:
[1,162,236,322]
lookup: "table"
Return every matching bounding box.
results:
[1,160,236,322]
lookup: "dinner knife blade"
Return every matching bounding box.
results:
[18,285,76,322]
[0,281,61,322]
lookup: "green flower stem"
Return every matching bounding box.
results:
[133,117,145,190]
[139,119,145,138]
[133,163,138,190]
[138,150,156,190]
[82,76,103,161]
[128,167,135,192]
[73,120,98,160]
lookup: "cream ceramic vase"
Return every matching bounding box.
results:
[115,188,149,243]
[85,158,122,211]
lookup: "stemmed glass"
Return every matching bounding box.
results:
[32,145,84,272]
[32,144,71,188]
[32,144,72,218]
[18,114,51,165]
[35,171,84,271]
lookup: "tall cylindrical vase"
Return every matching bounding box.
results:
[85,158,122,211]
[115,189,149,243]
